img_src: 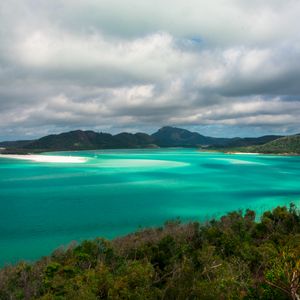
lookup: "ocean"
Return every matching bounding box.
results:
[0,148,299,265]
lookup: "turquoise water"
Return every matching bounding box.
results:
[0,149,300,266]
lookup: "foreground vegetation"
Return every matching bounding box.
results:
[0,205,299,300]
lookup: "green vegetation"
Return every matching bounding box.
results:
[0,126,283,154]
[246,135,300,154]
[208,135,300,155]
[0,204,299,299]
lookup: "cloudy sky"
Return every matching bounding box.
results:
[1,0,300,140]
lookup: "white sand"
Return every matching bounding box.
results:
[232,152,261,155]
[213,158,265,165]
[99,159,188,168]
[0,154,87,163]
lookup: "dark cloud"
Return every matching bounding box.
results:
[0,0,300,140]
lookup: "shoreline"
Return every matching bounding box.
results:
[225,151,300,156]
[1,148,299,159]
[199,149,300,156]
[0,154,87,163]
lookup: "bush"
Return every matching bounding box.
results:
[0,204,299,299]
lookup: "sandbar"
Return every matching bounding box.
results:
[0,154,87,163]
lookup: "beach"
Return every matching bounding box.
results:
[0,154,87,163]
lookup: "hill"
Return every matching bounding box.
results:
[0,126,284,153]
[240,135,300,154]
[221,135,283,148]
[0,131,157,153]
[0,204,299,299]
[0,140,33,148]
[152,126,215,147]
[151,126,282,148]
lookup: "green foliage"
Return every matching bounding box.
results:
[244,135,300,154]
[0,204,299,299]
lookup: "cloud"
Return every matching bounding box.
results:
[0,0,300,140]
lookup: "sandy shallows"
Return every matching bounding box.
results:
[0,154,87,163]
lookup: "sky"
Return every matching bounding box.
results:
[0,0,300,140]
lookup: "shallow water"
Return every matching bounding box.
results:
[0,148,300,265]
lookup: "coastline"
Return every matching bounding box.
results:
[199,149,300,156]
[1,148,299,160]
[225,151,300,156]
[0,154,87,163]
[225,151,261,155]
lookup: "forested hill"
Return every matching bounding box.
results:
[0,126,283,153]
[0,205,299,299]
[244,134,300,154]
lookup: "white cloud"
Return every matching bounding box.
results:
[0,0,300,139]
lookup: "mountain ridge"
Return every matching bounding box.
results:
[0,126,295,154]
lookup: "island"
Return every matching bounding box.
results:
[1,126,299,155]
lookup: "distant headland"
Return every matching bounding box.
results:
[0,126,299,155]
